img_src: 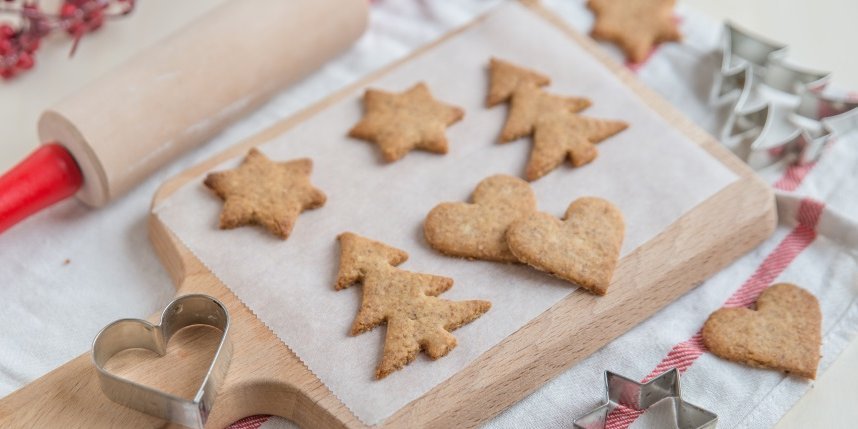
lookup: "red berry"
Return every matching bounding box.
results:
[16,52,34,70]
[0,25,14,40]
[0,39,11,55]
[1,68,16,79]
[60,3,78,18]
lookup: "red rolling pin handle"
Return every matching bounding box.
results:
[0,143,83,234]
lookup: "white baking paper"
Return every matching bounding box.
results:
[154,3,737,424]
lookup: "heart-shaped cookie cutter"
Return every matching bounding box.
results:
[92,294,232,429]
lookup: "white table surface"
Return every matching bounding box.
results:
[1,0,855,427]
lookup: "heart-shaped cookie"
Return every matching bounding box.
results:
[506,197,624,294]
[91,294,232,428]
[424,174,537,262]
[702,283,821,379]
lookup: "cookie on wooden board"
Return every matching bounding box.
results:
[335,232,491,379]
[587,0,681,63]
[424,174,537,262]
[506,197,624,295]
[702,283,822,379]
[203,148,326,239]
[486,57,551,107]
[348,82,465,162]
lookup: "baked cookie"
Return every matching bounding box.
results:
[486,57,551,107]
[526,111,628,180]
[588,0,681,63]
[506,197,624,295]
[348,82,465,162]
[424,174,537,262]
[500,84,591,143]
[204,148,326,239]
[335,232,491,379]
[702,283,822,379]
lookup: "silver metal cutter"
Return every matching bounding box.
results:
[573,368,717,429]
[712,22,857,169]
[91,294,232,429]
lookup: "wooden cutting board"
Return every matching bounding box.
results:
[0,2,776,428]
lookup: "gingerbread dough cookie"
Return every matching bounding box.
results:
[588,0,681,63]
[486,57,551,107]
[702,283,822,379]
[204,148,326,239]
[527,112,628,180]
[506,197,624,295]
[335,232,491,379]
[424,174,537,262]
[500,84,591,143]
[349,82,465,162]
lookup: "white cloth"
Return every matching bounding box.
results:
[1,1,856,429]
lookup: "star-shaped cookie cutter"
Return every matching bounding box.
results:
[573,368,717,429]
[711,22,858,170]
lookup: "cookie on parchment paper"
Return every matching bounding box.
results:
[489,60,628,180]
[702,283,822,379]
[587,0,682,63]
[335,232,491,379]
[348,82,465,163]
[526,111,628,181]
[203,148,326,240]
[486,57,551,107]
[506,197,624,295]
[424,174,537,263]
[499,83,591,143]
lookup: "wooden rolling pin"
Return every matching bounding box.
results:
[0,0,368,232]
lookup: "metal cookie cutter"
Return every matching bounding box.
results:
[573,368,717,429]
[711,22,858,169]
[92,294,232,429]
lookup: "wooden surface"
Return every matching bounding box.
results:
[0,2,777,428]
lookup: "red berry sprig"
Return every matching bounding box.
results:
[0,0,135,80]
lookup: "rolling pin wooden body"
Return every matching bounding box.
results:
[37,0,368,207]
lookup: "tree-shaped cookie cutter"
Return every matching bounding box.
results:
[711,22,858,169]
[573,368,717,429]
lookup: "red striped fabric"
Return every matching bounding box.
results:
[228,415,270,429]
[773,161,817,192]
[604,198,824,429]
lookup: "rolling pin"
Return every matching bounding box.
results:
[0,0,368,233]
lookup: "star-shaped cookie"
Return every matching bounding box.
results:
[486,57,551,107]
[204,148,327,239]
[588,0,681,63]
[349,82,465,162]
[500,84,591,142]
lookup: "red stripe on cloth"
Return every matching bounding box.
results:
[228,415,271,429]
[773,130,839,192]
[773,161,817,192]
[605,198,824,429]
[604,403,644,429]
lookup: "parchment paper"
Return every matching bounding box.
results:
[154,3,737,425]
